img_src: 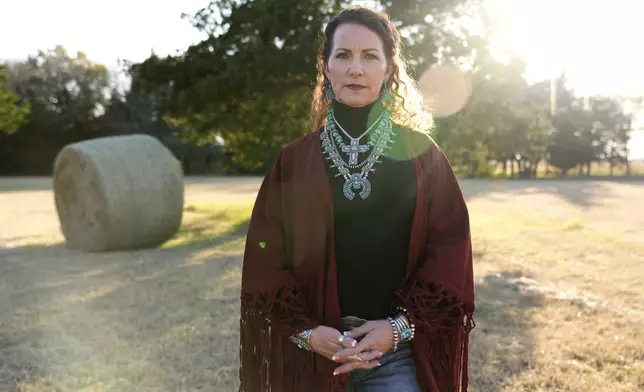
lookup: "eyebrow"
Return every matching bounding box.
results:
[334,48,381,54]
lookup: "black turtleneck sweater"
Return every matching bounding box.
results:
[324,100,418,320]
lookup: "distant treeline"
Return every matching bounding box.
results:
[0,0,640,177]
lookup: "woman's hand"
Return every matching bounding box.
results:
[330,320,394,375]
[309,325,357,359]
[309,326,381,367]
[309,325,356,360]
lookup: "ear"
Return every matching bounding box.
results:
[384,64,393,82]
[324,63,331,80]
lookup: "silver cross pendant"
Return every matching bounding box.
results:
[341,139,369,166]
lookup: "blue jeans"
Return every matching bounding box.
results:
[345,343,422,392]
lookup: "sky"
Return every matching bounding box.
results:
[486,0,644,98]
[1,0,209,68]
[2,0,643,158]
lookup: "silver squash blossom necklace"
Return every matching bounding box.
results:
[320,107,394,200]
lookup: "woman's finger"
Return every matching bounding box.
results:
[332,348,382,363]
[333,360,381,375]
[343,322,373,339]
[347,349,383,362]
[356,349,384,362]
[332,335,374,361]
[335,333,357,348]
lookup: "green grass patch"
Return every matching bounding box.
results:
[163,202,253,248]
[563,217,584,231]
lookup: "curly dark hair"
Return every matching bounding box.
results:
[309,6,432,133]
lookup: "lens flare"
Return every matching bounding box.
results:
[418,64,471,118]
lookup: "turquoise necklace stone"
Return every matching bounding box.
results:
[321,108,394,200]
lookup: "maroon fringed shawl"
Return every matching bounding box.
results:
[239,128,475,392]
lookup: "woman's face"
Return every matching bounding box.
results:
[325,23,391,108]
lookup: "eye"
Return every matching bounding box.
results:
[335,52,349,59]
[365,53,379,60]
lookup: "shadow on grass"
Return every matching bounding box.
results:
[469,270,543,392]
[0,177,53,193]
[460,178,636,208]
[0,202,252,390]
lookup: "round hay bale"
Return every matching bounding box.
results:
[53,134,184,252]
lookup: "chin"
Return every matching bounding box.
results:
[338,95,378,108]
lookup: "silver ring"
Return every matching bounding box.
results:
[337,335,345,344]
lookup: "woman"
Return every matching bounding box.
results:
[239,6,475,392]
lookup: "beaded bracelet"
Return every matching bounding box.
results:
[386,316,400,352]
[394,316,406,338]
[288,329,313,351]
[394,307,416,343]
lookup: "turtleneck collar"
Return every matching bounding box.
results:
[332,99,385,139]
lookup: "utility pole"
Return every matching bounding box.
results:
[550,76,557,116]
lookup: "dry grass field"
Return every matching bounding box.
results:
[0,177,643,392]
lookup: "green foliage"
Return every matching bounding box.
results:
[0,46,110,174]
[128,0,472,173]
[434,52,551,178]
[548,103,591,175]
[128,0,330,172]
[587,96,633,172]
[545,77,634,176]
[0,65,30,134]
[0,1,637,178]
[436,58,634,178]
[381,0,477,75]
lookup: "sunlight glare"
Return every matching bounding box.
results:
[486,0,644,96]
[418,64,471,118]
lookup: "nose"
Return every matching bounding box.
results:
[348,59,364,77]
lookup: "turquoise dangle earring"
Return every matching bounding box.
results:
[380,83,392,103]
[325,82,335,101]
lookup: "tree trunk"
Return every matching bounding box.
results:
[502,160,507,177]
[533,160,540,177]
[510,160,515,177]
[578,165,583,176]
[626,158,631,176]
[470,160,478,178]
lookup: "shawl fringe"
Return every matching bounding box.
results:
[396,280,476,392]
[240,285,319,337]
[239,288,348,392]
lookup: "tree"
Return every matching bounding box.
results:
[587,96,633,175]
[129,0,483,173]
[547,103,590,175]
[543,75,634,177]
[433,46,552,178]
[381,0,479,76]
[0,65,30,134]
[128,0,335,172]
[0,46,110,174]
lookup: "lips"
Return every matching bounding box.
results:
[346,84,366,90]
